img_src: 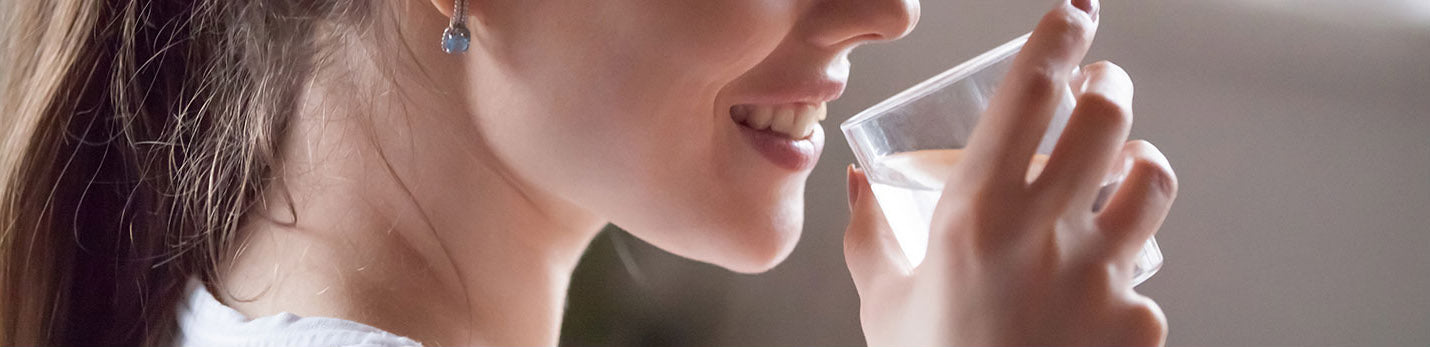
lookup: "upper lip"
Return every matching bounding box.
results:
[736,78,847,106]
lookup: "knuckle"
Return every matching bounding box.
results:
[1067,257,1116,286]
[1126,139,1155,149]
[1076,91,1133,128]
[1081,61,1135,98]
[1014,68,1061,102]
[932,206,988,245]
[960,206,1031,250]
[1085,60,1128,79]
[1038,8,1093,44]
[1123,302,1170,344]
[872,0,920,40]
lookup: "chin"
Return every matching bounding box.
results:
[615,143,817,274]
[716,213,803,274]
[696,188,808,274]
[619,190,807,275]
[705,165,816,273]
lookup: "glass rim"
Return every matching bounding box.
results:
[840,32,1033,132]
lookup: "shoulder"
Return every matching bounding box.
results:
[171,278,423,347]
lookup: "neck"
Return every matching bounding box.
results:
[219,55,605,346]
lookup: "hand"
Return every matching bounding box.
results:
[843,1,1177,346]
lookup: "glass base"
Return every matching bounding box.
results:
[1131,237,1163,286]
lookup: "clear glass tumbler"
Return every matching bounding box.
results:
[841,33,1162,285]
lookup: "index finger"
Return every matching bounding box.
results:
[956,0,1100,189]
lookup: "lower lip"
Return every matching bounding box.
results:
[736,122,824,171]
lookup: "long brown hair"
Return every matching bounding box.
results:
[0,1,374,345]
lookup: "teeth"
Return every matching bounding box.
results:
[732,103,827,139]
[770,106,796,135]
[791,104,820,138]
[748,105,775,129]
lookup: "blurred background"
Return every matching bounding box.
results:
[562,0,1430,346]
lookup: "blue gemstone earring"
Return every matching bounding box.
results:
[441,0,471,54]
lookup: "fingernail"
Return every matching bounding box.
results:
[1149,161,1177,196]
[1071,0,1100,21]
[847,164,861,209]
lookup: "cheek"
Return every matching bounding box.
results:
[477,0,810,270]
[514,0,798,187]
[600,0,794,82]
[576,3,807,208]
[499,1,792,136]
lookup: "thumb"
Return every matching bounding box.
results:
[845,165,911,294]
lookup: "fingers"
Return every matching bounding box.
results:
[960,0,1100,187]
[1110,297,1170,347]
[845,165,911,293]
[1094,141,1177,259]
[1031,61,1134,213]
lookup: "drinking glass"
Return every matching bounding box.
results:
[841,33,1162,285]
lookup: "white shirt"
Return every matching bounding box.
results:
[171,278,423,347]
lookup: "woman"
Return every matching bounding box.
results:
[0,0,1175,345]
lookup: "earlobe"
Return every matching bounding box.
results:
[428,0,478,20]
[434,0,473,54]
[428,0,455,17]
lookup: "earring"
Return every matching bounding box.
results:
[441,0,471,54]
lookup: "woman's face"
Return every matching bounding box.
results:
[466,0,918,272]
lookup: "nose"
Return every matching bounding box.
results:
[806,0,920,48]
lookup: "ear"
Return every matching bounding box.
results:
[427,0,478,19]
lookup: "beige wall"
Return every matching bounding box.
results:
[562,1,1430,345]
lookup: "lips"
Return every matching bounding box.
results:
[735,115,825,171]
[727,77,843,171]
